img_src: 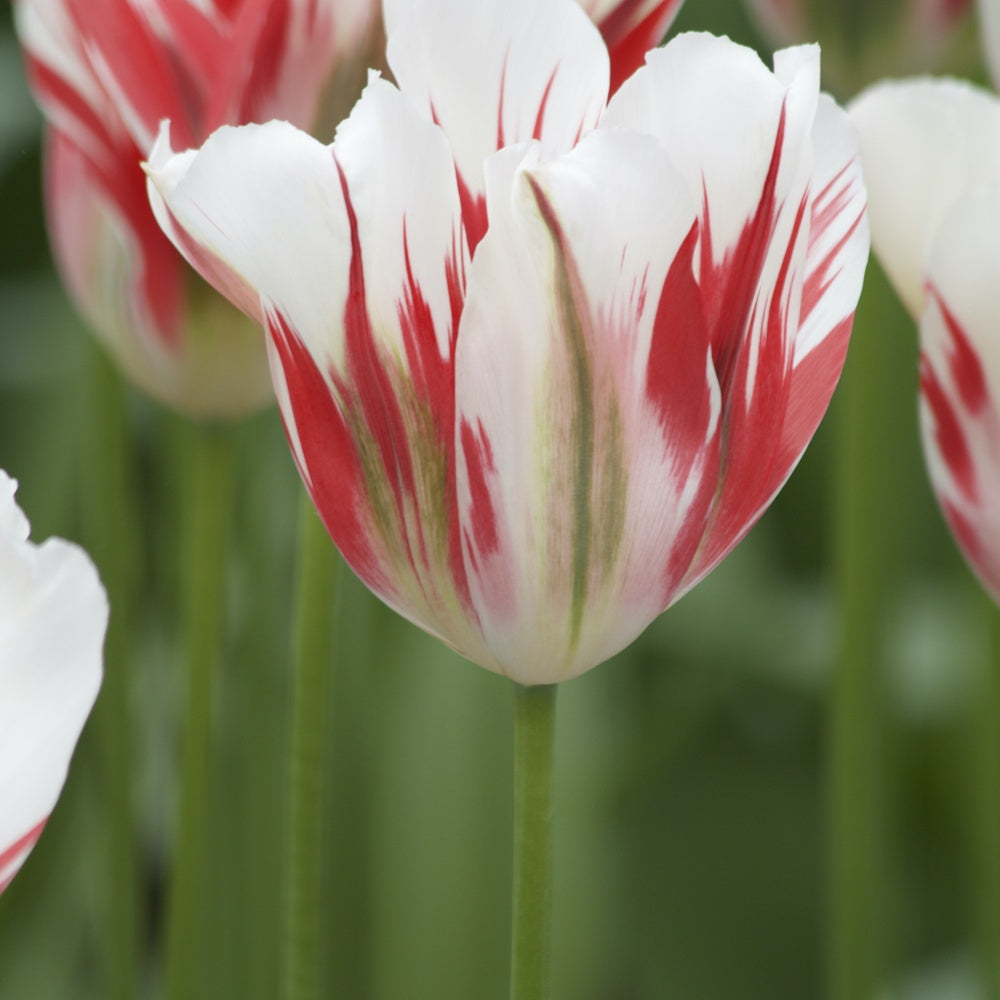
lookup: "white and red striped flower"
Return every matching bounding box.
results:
[148,0,868,684]
[851,34,1000,601]
[0,471,105,894]
[14,0,379,418]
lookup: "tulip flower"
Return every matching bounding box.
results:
[148,0,868,685]
[745,0,975,92]
[0,471,105,894]
[850,9,1000,603]
[14,0,379,418]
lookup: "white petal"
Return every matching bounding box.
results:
[385,0,609,244]
[455,129,719,684]
[849,77,1000,318]
[0,472,105,891]
[146,117,344,360]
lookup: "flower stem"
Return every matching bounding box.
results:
[282,493,341,1000]
[829,292,893,1000]
[510,683,557,1000]
[164,423,234,1000]
[974,588,1000,997]
[82,346,140,1000]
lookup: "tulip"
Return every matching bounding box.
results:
[850,19,1000,603]
[148,0,868,685]
[745,0,975,93]
[0,471,105,894]
[14,0,379,418]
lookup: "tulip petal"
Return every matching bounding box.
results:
[605,36,841,587]
[918,189,1000,601]
[849,77,1000,318]
[384,0,609,250]
[777,94,868,472]
[455,130,720,684]
[0,472,105,893]
[148,78,492,661]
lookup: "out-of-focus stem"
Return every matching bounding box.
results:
[974,589,1000,998]
[163,423,234,1000]
[83,346,140,1000]
[829,292,893,1000]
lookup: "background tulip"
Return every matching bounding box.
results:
[148,0,868,685]
[851,62,1000,603]
[0,470,105,895]
[14,0,379,418]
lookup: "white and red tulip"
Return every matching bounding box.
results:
[851,38,1000,601]
[148,0,868,684]
[14,0,379,418]
[0,471,105,894]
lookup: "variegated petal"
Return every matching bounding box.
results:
[148,79,491,662]
[455,130,720,684]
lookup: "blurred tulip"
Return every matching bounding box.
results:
[574,0,685,92]
[745,0,975,92]
[851,67,1000,602]
[0,471,105,894]
[148,0,868,685]
[14,0,379,418]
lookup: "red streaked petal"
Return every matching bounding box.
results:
[385,0,609,251]
[606,37,847,591]
[777,94,868,475]
[150,81,490,660]
[919,190,1000,602]
[455,132,719,684]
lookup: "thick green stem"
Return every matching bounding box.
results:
[974,590,1000,998]
[82,346,140,1000]
[282,493,341,1000]
[829,297,893,1000]
[163,423,234,1000]
[510,683,557,1000]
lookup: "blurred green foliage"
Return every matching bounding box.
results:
[0,2,993,998]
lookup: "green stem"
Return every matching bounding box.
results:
[164,423,235,1000]
[510,683,557,1000]
[829,298,892,1000]
[282,493,341,1000]
[974,589,1000,999]
[82,346,140,1000]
